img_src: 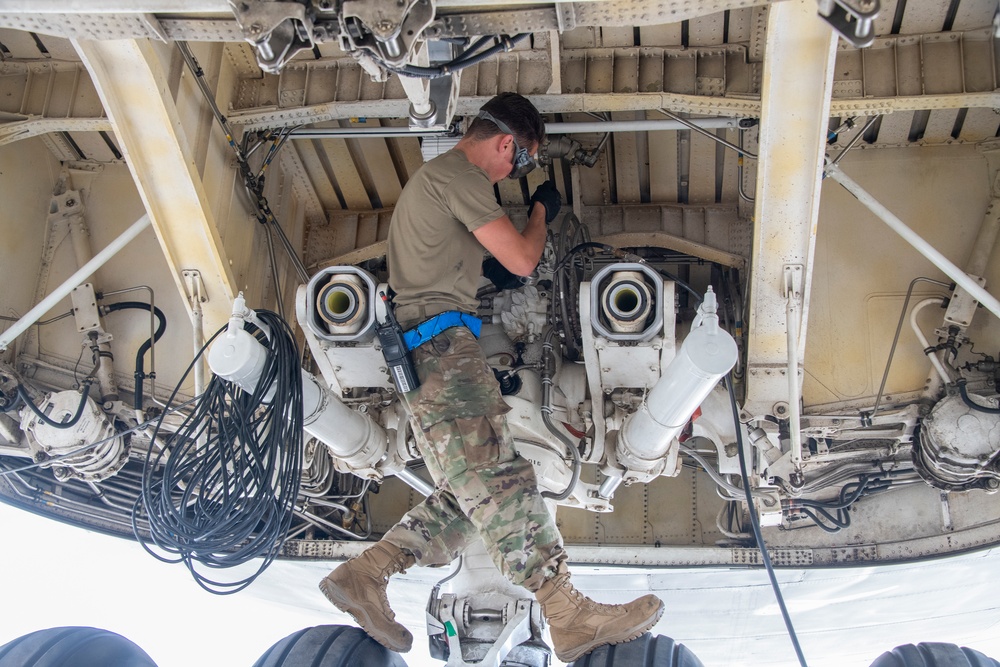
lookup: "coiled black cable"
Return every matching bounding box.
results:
[133,310,303,594]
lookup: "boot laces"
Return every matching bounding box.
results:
[550,575,625,616]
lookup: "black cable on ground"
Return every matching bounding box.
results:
[725,374,809,667]
[132,310,303,595]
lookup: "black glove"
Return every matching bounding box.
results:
[530,181,562,223]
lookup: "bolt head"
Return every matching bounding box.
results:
[249,23,263,35]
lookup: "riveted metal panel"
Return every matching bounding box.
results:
[959,107,1000,142]
[873,111,915,146]
[963,32,997,93]
[611,111,641,203]
[612,47,639,93]
[922,34,964,95]
[320,138,371,210]
[690,12,726,46]
[953,0,1000,30]
[688,128,716,203]
[921,108,961,143]
[295,139,342,211]
[648,124,680,202]
[899,0,950,34]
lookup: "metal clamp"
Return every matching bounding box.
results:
[817,0,879,48]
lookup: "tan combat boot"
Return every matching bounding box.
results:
[535,568,665,662]
[319,542,417,653]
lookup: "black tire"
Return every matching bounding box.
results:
[0,626,157,667]
[568,633,705,667]
[869,642,1000,667]
[252,625,408,667]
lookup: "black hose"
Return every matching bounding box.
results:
[17,384,94,428]
[726,374,809,667]
[957,379,1000,414]
[393,33,531,78]
[16,380,94,429]
[103,301,167,411]
[539,329,582,501]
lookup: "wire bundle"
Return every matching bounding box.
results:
[133,310,303,594]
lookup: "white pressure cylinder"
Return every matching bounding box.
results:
[617,287,738,472]
[207,326,388,471]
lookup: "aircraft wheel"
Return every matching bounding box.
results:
[869,642,1000,667]
[253,625,408,667]
[0,626,157,666]
[568,633,705,666]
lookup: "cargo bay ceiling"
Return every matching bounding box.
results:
[0,0,998,408]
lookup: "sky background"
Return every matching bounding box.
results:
[3,499,1000,667]
[0,502,446,667]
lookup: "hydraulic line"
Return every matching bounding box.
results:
[0,395,201,478]
[539,329,581,501]
[829,115,880,167]
[910,297,953,385]
[102,301,166,412]
[870,277,951,418]
[957,378,1000,414]
[16,379,94,430]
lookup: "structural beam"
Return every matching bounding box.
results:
[74,38,237,331]
[744,0,837,418]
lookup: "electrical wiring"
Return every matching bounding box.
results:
[784,476,874,533]
[726,374,809,667]
[132,311,303,595]
[381,33,531,78]
[0,395,202,478]
[16,378,95,430]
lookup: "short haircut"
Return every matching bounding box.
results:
[466,92,544,147]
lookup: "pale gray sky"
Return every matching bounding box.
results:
[0,502,443,667]
[4,499,1000,667]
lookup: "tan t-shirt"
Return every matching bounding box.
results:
[387,148,504,318]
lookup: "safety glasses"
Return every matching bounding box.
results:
[476,110,536,179]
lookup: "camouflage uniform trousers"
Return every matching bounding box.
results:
[382,326,565,591]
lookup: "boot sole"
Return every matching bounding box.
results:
[556,600,666,663]
[318,576,413,653]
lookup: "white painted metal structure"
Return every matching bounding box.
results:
[1,1,1000,665]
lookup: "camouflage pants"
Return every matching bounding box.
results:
[382,326,565,591]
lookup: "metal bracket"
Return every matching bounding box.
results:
[943,275,988,329]
[70,283,102,333]
[182,270,208,309]
[229,0,314,74]
[817,0,879,48]
[783,264,804,302]
[439,595,534,667]
[341,0,436,69]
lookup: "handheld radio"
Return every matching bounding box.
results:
[376,292,420,393]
